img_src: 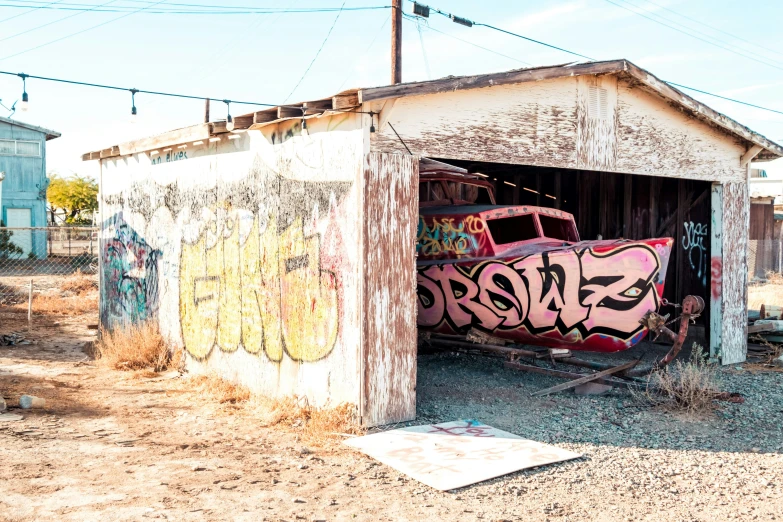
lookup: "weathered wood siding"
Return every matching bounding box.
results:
[369,75,747,184]
[710,184,723,361]
[615,81,746,183]
[370,77,578,168]
[718,181,749,364]
[361,153,418,426]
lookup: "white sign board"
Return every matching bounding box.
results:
[345,420,581,491]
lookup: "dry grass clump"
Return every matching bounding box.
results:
[255,396,364,444]
[95,322,181,372]
[189,374,252,404]
[184,373,364,444]
[28,293,97,315]
[634,343,721,416]
[58,272,97,295]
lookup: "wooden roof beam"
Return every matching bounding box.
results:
[333,93,360,110]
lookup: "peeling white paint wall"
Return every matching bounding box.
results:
[99,113,369,408]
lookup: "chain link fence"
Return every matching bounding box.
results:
[748,239,783,282]
[0,227,99,318]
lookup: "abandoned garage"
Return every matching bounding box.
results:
[83,59,783,426]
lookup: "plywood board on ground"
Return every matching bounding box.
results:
[345,420,581,491]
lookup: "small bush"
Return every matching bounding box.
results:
[634,343,720,416]
[96,322,180,372]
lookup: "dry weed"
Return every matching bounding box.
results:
[748,272,783,311]
[58,272,97,295]
[96,322,180,372]
[26,293,97,315]
[633,343,721,416]
[189,374,252,404]
[183,374,364,444]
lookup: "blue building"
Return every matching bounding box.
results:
[0,116,60,258]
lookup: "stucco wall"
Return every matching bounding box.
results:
[99,114,367,407]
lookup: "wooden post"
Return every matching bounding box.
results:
[204,98,210,123]
[709,183,723,362]
[391,0,402,84]
[27,278,33,324]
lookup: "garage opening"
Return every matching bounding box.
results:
[417,157,713,347]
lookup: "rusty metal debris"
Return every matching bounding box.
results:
[420,295,706,396]
[1,333,27,346]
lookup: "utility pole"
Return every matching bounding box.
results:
[204,98,210,123]
[391,0,402,84]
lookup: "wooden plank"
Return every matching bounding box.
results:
[359,60,626,104]
[740,144,763,167]
[333,93,360,110]
[530,359,640,397]
[361,152,418,426]
[253,110,278,124]
[115,124,210,156]
[719,181,749,364]
[748,322,775,334]
[278,106,303,119]
[676,178,686,306]
[623,174,632,238]
[710,183,723,361]
[303,98,334,111]
[377,98,398,132]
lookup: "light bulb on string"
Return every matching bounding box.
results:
[224,100,234,131]
[130,89,138,123]
[19,73,28,112]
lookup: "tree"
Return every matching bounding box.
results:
[47,174,98,225]
[0,220,23,259]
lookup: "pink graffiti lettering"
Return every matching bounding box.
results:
[417,244,663,343]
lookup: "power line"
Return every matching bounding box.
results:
[668,82,783,117]
[1,0,167,61]
[284,0,347,103]
[402,13,531,66]
[0,0,67,24]
[602,0,783,73]
[0,1,390,14]
[337,11,391,91]
[0,69,300,109]
[638,0,783,60]
[405,1,783,118]
[405,0,595,61]
[0,0,120,43]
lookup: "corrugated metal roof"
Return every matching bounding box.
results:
[0,115,61,140]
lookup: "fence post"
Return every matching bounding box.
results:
[27,278,33,325]
[68,227,72,257]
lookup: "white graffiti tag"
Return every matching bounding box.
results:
[681,221,708,287]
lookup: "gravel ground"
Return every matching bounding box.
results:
[2,311,782,521]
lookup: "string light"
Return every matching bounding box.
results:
[129,88,138,123]
[18,73,28,112]
[223,99,234,131]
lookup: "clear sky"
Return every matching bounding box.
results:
[1,0,782,179]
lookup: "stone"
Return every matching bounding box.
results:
[19,395,45,409]
[0,396,6,412]
[0,413,24,422]
[574,383,614,396]
[772,355,783,368]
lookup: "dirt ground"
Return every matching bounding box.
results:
[2,306,783,522]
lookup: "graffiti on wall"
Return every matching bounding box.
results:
[417,215,491,259]
[417,216,485,258]
[417,244,664,345]
[682,221,708,287]
[101,214,161,325]
[102,166,352,362]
